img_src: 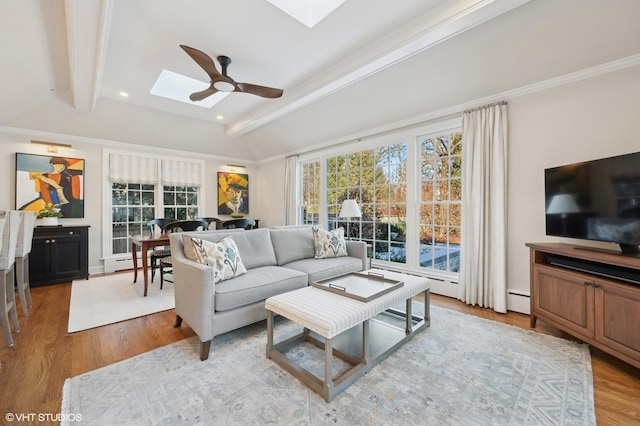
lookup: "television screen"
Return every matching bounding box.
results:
[545,151,640,255]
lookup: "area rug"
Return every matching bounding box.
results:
[61,306,595,425]
[67,273,174,333]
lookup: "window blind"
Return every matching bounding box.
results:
[161,159,202,186]
[109,154,158,184]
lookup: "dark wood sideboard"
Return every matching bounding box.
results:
[29,225,90,287]
[527,242,640,369]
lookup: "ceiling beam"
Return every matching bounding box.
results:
[64,0,112,112]
[225,0,532,138]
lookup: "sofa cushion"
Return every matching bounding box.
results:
[182,229,245,262]
[182,228,277,269]
[214,265,308,312]
[312,226,348,259]
[269,226,316,265]
[191,236,247,283]
[232,228,278,269]
[283,256,363,285]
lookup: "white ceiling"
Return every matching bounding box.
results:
[2,0,640,162]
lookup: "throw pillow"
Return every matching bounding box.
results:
[311,225,348,259]
[191,236,247,283]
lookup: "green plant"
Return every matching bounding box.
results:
[37,203,63,218]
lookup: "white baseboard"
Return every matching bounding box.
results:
[507,290,530,314]
[104,256,139,273]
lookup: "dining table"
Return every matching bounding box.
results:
[130,232,170,297]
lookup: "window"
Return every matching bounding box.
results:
[419,132,462,272]
[106,152,204,257]
[299,120,462,278]
[111,183,156,255]
[326,142,408,264]
[301,161,321,225]
[163,185,199,220]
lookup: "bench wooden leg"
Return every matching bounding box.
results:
[200,340,212,361]
[173,315,183,328]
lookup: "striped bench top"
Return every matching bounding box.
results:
[265,271,429,339]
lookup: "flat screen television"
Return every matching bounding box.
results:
[545,151,640,256]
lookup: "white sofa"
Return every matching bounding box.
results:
[169,226,368,360]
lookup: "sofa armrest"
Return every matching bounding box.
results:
[170,234,216,343]
[346,240,368,271]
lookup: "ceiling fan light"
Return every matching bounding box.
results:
[213,81,235,92]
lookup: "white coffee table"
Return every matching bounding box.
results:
[265,269,430,402]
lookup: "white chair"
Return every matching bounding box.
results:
[1,210,22,346]
[15,211,36,316]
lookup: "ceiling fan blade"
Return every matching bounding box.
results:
[189,85,218,102]
[236,83,283,98]
[180,45,223,82]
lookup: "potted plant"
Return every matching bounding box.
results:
[37,203,63,226]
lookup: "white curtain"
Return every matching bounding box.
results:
[458,102,508,313]
[284,155,299,225]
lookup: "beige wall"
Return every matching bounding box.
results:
[507,66,640,304]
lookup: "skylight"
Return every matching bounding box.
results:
[150,69,229,108]
[266,0,347,28]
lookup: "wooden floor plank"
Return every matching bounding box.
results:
[1,279,638,425]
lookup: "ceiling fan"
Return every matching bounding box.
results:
[180,45,283,101]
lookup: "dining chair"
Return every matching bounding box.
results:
[220,218,256,230]
[1,210,23,346]
[197,217,221,230]
[14,211,37,316]
[146,218,175,283]
[159,219,209,288]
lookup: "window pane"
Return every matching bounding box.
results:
[111,182,156,255]
[419,131,463,273]
[128,191,140,205]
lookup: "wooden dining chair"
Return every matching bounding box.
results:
[159,219,209,288]
[220,218,256,230]
[198,217,221,230]
[146,218,175,283]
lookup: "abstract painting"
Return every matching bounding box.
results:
[217,172,248,216]
[15,153,85,218]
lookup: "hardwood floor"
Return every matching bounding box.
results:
[1,281,639,425]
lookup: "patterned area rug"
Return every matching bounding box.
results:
[61,306,595,425]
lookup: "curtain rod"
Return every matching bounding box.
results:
[463,101,507,114]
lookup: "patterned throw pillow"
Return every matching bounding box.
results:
[191,236,247,283]
[311,225,348,259]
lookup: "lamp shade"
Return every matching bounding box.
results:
[546,194,580,214]
[339,199,361,218]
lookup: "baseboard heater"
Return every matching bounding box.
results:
[547,254,640,286]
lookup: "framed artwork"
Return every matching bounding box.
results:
[218,172,249,216]
[15,153,85,218]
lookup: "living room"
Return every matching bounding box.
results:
[1,0,639,424]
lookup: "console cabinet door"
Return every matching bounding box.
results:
[30,226,89,286]
[49,232,84,280]
[28,235,51,285]
[594,281,640,363]
[532,265,594,339]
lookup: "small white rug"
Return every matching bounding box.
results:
[67,273,175,333]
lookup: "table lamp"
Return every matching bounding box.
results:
[339,199,361,239]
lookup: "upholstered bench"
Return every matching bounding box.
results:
[265,269,430,402]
